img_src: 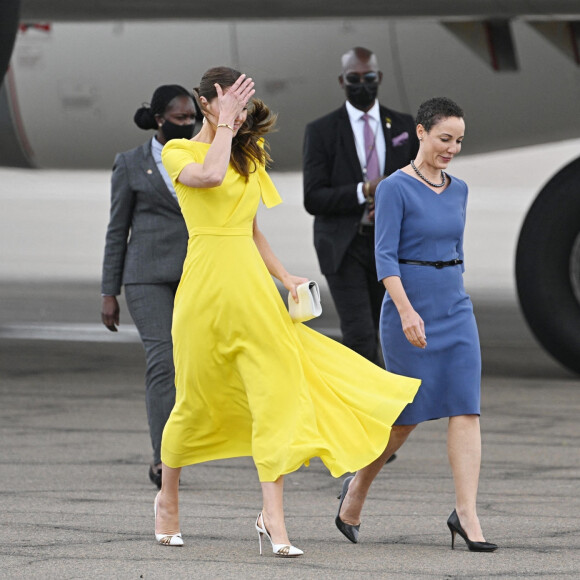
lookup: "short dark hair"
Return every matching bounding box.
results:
[416,97,464,132]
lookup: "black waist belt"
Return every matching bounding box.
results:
[398,259,463,269]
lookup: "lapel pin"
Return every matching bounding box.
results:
[146,169,153,174]
[385,117,392,129]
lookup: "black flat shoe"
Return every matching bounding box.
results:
[149,464,162,490]
[335,475,360,544]
[447,509,498,552]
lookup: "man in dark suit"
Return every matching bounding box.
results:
[303,46,419,365]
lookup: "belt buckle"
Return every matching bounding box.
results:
[435,261,444,269]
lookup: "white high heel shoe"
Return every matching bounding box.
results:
[255,512,303,557]
[154,492,183,546]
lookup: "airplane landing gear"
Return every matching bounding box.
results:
[516,156,580,375]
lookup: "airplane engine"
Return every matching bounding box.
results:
[516,157,580,374]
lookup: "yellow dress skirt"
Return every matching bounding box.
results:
[161,139,420,482]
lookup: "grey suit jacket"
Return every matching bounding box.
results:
[101,140,189,296]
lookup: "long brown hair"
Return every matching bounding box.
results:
[195,66,277,178]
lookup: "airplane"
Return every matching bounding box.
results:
[1,0,579,373]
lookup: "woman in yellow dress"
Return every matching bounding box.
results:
[154,66,420,557]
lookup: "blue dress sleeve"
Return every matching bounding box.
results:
[457,182,468,273]
[375,177,404,281]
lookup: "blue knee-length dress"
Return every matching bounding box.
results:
[375,170,480,424]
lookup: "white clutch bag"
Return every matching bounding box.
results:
[288,281,322,323]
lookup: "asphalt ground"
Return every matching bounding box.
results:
[1,143,580,577]
[1,281,579,579]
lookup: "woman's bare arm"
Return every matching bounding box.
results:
[177,75,255,188]
[253,216,307,302]
[383,275,427,349]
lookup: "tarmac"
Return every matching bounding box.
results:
[1,281,579,579]
[1,143,580,578]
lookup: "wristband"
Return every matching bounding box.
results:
[217,123,234,132]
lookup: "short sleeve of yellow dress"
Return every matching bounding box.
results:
[160,138,420,482]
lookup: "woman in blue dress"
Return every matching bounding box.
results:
[334,97,497,552]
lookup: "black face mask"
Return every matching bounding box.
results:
[160,119,195,141]
[345,83,378,111]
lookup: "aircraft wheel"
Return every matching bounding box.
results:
[515,155,580,374]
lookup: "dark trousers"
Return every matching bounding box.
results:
[325,232,385,366]
[124,281,179,465]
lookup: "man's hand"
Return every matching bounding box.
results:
[365,176,385,199]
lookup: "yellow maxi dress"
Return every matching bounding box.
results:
[161,139,420,482]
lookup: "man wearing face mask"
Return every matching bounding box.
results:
[303,47,418,366]
[101,84,196,489]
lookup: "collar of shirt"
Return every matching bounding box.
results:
[151,135,164,158]
[345,100,386,178]
[345,99,381,125]
[150,137,178,200]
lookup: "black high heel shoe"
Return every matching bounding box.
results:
[335,476,360,543]
[447,509,498,552]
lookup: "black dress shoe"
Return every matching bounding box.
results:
[335,475,360,543]
[149,464,162,489]
[386,453,397,464]
[447,509,498,552]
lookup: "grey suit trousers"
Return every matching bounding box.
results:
[124,281,179,465]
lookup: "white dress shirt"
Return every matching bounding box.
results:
[345,100,386,204]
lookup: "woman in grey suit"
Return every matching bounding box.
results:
[101,85,196,488]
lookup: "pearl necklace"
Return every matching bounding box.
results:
[410,160,446,188]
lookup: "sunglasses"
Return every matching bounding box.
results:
[345,72,380,85]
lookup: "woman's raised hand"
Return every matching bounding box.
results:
[215,74,255,122]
